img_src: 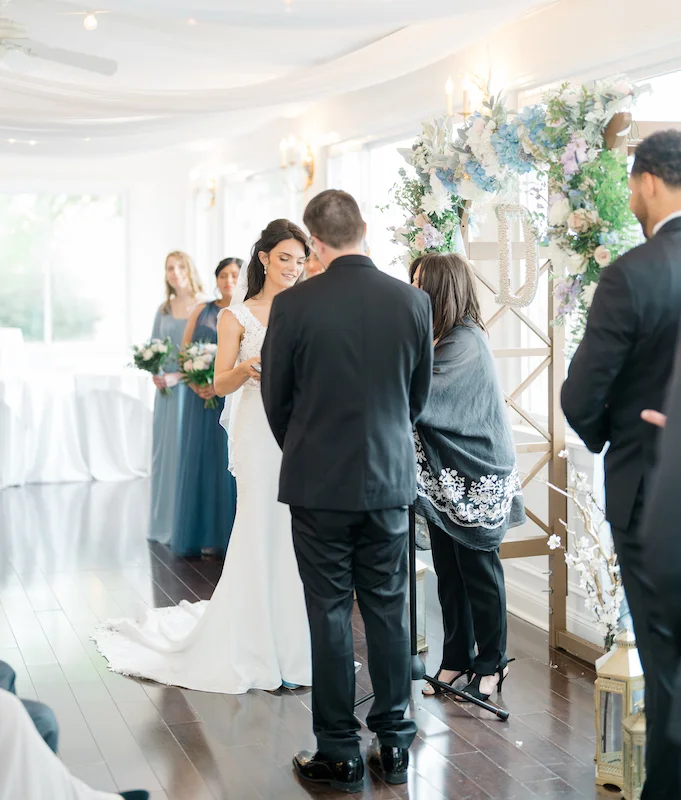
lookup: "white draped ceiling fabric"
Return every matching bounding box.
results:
[0,0,549,155]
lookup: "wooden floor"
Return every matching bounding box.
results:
[0,480,615,800]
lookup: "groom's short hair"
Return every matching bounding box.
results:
[304,190,365,250]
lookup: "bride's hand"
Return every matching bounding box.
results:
[241,357,262,382]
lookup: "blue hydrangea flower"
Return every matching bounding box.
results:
[491,123,533,174]
[435,168,458,194]
[465,160,498,193]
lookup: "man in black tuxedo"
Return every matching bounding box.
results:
[261,190,432,793]
[641,335,681,790]
[562,130,681,799]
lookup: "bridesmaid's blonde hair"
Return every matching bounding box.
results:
[162,251,204,314]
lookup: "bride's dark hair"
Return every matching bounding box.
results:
[245,219,309,300]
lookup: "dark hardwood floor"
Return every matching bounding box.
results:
[0,480,617,799]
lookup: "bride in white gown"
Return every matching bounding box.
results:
[92,220,313,693]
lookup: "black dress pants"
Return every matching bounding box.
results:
[290,506,417,760]
[611,494,680,800]
[427,519,508,676]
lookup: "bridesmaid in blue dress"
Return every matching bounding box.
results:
[149,251,204,545]
[171,258,241,557]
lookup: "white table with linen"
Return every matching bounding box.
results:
[0,369,155,490]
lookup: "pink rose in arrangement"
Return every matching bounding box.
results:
[593,245,612,267]
[567,209,590,233]
[413,233,426,251]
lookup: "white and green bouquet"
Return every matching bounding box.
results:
[132,337,175,396]
[179,342,219,409]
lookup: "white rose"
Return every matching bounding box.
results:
[548,197,571,227]
[593,245,612,267]
[566,253,587,274]
[204,343,218,354]
[581,282,598,308]
[142,349,153,361]
[563,91,580,107]
[157,343,168,354]
[183,359,194,372]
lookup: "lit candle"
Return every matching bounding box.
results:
[445,77,454,117]
[280,138,288,169]
[462,75,471,120]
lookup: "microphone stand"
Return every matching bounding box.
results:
[355,507,509,722]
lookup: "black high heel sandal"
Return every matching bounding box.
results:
[461,658,516,702]
[422,667,472,696]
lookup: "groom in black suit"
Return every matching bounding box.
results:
[261,190,433,793]
[562,130,681,799]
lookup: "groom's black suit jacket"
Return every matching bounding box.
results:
[261,255,433,512]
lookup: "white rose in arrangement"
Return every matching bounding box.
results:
[421,191,449,218]
[568,253,588,275]
[593,245,612,267]
[414,214,430,230]
[142,349,154,361]
[204,343,218,354]
[151,342,161,353]
[183,359,194,372]
[581,282,598,308]
[548,197,571,227]
[157,343,168,353]
[562,91,580,107]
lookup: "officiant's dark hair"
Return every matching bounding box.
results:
[245,219,309,300]
[304,190,365,249]
[411,253,485,342]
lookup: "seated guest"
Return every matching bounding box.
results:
[0,689,148,800]
[0,661,58,753]
[410,253,525,701]
[171,258,240,558]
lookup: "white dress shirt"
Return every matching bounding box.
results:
[652,210,681,237]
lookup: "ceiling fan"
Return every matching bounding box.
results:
[0,13,118,76]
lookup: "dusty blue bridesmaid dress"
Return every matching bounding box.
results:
[148,307,188,544]
[171,302,237,557]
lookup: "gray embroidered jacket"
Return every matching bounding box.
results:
[414,321,525,551]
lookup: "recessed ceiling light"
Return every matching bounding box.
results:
[84,137,91,142]
[28,140,37,146]
[187,17,197,25]
[7,138,16,144]
[83,12,98,31]
[284,0,293,11]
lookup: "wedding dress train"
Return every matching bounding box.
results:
[92,304,312,693]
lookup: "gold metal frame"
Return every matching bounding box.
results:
[461,208,603,665]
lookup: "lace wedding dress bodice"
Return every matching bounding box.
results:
[224,304,267,388]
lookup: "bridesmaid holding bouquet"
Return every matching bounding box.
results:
[149,251,204,544]
[171,258,240,558]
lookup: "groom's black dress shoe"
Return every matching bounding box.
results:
[367,736,409,785]
[293,750,364,793]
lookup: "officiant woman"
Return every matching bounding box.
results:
[411,253,525,702]
[171,258,240,558]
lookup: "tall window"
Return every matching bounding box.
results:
[328,137,414,281]
[0,193,126,344]
[223,171,301,263]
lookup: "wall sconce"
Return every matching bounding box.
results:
[194,177,216,211]
[279,135,315,193]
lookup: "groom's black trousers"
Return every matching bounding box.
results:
[291,506,418,760]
